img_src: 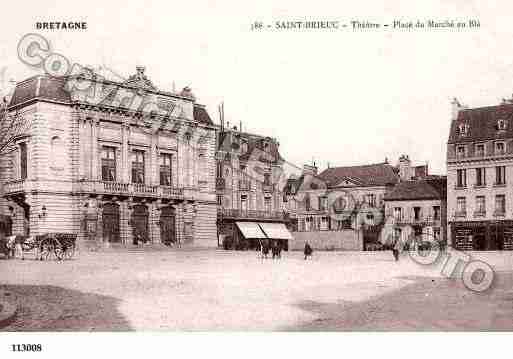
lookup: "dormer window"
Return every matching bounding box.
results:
[498,119,507,131]
[458,123,469,137]
[495,141,506,155]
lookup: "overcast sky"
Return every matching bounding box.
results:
[2,1,513,175]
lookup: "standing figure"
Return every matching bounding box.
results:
[304,241,313,260]
[392,237,402,261]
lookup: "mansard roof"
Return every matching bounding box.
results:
[384,176,446,201]
[448,102,513,144]
[318,162,399,187]
[8,73,213,125]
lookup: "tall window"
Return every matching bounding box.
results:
[456,169,467,188]
[495,195,506,215]
[413,207,421,221]
[19,142,27,180]
[456,145,466,158]
[131,150,145,184]
[159,153,172,186]
[240,194,247,212]
[101,146,116,182]
[475,196,486,214]
[394,207,402,221]
[366,194,376,207]
[305,194,311,211]
[319,196,328,211]
[495,166,506,185]
[456,197,466,215]
[433,206,441,220]
[263,173,271,186]
[475,168,486,186]
[495,142,506,155]
[475,143,485,157]
[264,196,272,213]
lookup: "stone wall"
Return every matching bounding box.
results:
[289,230,363,251]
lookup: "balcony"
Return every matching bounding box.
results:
[238,180,251,191]
[454,211,467,218]
[263,184,274,193]
[216,177,226,190]
[387,212,441,226]
[218,208,285,221]
[473,211,486,218]
[79,180,184,199]
[3,179,30,195]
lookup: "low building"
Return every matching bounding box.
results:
[383,176,447,248]
[0,67,218,248]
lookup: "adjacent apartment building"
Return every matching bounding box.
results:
[0,67,218,247]
[383,176,447,248]
[447,98,513,250]
[215,124,292,249]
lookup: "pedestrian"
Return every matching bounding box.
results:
[392,237,402,262]
[304,241,313,260]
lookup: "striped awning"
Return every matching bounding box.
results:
[235,222,267,239]
[258,222,293,240]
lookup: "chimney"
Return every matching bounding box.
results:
[303,163,318,176]
[451,97,466,121]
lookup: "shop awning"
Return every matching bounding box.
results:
[258,222,293,240]
[235,222,267,239]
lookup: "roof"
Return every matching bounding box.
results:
[217,129,284,164]
[193,105,213,125]
[384,177,446,201]
[317,162,399,187]
[9,76,71,107]
[448,103,513,144]
[8,74,214,126]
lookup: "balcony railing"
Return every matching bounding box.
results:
[238,180,251,191]
[219,208,285,220]
[387,213,441,225]
[216,177,226,190]
[3,179,29,195]
[80,180,184,199]
[263,184,274,193]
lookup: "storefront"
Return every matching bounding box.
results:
[451,220,513,251]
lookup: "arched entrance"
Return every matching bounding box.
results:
[160,206,176,245]
[132,204,149,243]
[103,203,120,242]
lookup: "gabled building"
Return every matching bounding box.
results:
[447,98,513,251]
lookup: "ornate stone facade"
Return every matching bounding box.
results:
[0,68,217,248]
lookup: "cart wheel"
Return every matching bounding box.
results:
[40,239,53,260]
[63,244,75,260]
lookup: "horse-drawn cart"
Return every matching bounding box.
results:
[1,232,77,260]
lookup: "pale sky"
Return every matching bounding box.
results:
[2,0,513,175]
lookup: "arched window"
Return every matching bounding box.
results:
[51,136,65,169]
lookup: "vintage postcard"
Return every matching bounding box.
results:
[0,0,511,358]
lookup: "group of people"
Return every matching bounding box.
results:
[258,239,314,260]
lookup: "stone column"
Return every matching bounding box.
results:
[91,118,99,180]
[126,197,134,245]
[121,122,129,183]
[96,196,103,246]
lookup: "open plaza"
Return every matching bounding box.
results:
[1,248,512,331]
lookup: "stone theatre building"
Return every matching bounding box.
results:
[0,67,218,247]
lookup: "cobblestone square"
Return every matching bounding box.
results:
[1,248,512,331]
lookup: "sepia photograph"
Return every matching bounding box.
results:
[0,0,512,357]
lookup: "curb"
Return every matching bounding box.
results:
[0,292,17,328]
